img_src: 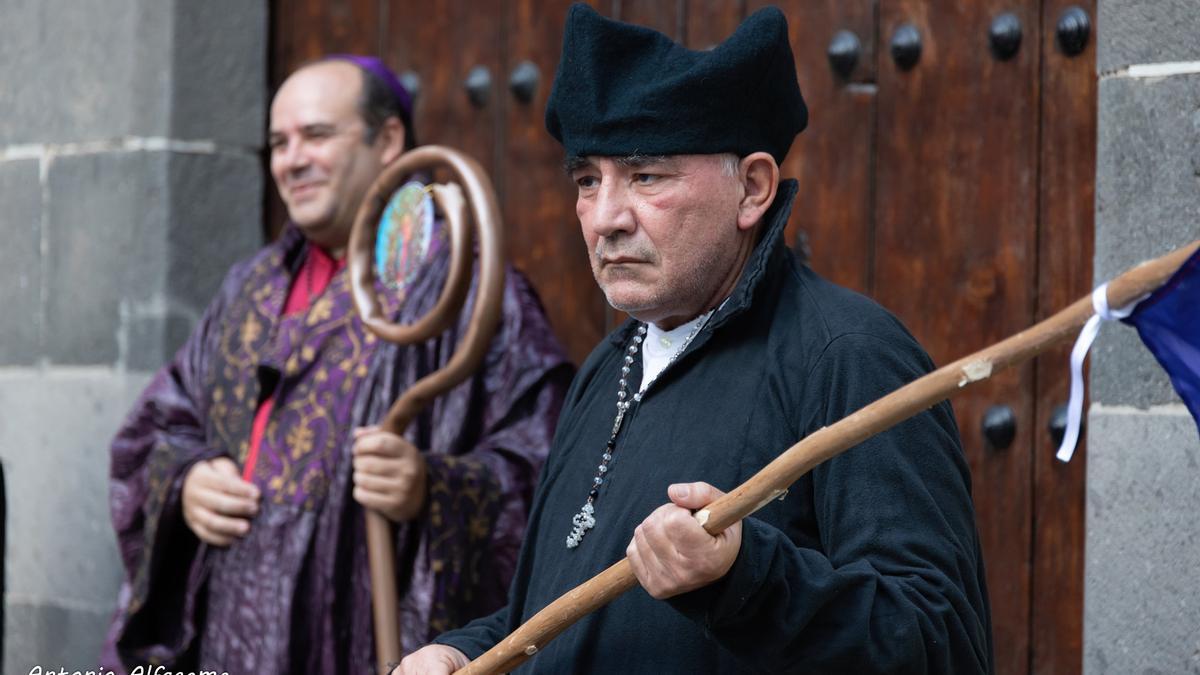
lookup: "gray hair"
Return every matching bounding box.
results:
[718,153,739,177]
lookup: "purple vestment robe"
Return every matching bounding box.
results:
[102,225,572,673]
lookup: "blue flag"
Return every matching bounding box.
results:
[1057,246,1200,462]
[1122,247,1200,438]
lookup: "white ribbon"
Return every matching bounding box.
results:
[1056,284,1141,462]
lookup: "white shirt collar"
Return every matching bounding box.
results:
[639,311,713,393]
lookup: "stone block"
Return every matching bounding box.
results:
[164,151,263,316]
[0,0,172,144]
[121,150,263,371]
[44,152,169,365]
[3,601,113,673]
[0,0,264,146]
[44,149,262,369]
[122,311,198,374]
[1098,0,1200,73]
[1093,73,1200,407]
[0,371,148,610]
[171,0,267,146]
[1085,407,1200,674]
[1090,328,1181,410]
[0,159,42,365]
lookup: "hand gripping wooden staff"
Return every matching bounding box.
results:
[346,145,506,674]
[455,239,1200,675]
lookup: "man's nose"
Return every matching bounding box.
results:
[591,181,636,237]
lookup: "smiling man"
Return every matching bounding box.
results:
[399,5,993,674]
[102,57,572,673]
[269,60,404,255]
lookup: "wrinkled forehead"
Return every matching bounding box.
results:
[269,62,364,132]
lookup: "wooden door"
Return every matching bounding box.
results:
[267,2,1096,672]
[872,3,1041,673]
[1030,1,1095,672]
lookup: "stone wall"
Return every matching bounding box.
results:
[1087,1,1200,673]
[0,1,266,669]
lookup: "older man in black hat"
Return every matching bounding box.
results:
[399,5,993,673]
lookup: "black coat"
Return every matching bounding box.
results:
[438,180,994,674]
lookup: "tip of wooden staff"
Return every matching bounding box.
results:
[695,509,710,526]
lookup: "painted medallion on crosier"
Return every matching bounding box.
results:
[374,180,436,302]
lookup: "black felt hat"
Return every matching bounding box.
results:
[545,4,808,165]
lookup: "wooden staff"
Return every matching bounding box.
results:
[347,145,506,675]
[456,239,1200,675]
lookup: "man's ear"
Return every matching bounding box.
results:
[736,152,779,231]
[377,117,407,164]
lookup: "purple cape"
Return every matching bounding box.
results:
[102,226,572,673]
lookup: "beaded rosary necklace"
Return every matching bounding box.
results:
[566,309,715,549]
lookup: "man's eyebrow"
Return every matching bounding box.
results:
[268,122,338,139]
[563,155,590,175]
[562,154,675,175]
[299,122,337,134]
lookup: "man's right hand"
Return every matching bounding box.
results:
[181,457,260,546]
[392,645,470,674]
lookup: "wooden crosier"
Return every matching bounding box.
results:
[347,145,506,675]
[456,240,1200,675]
